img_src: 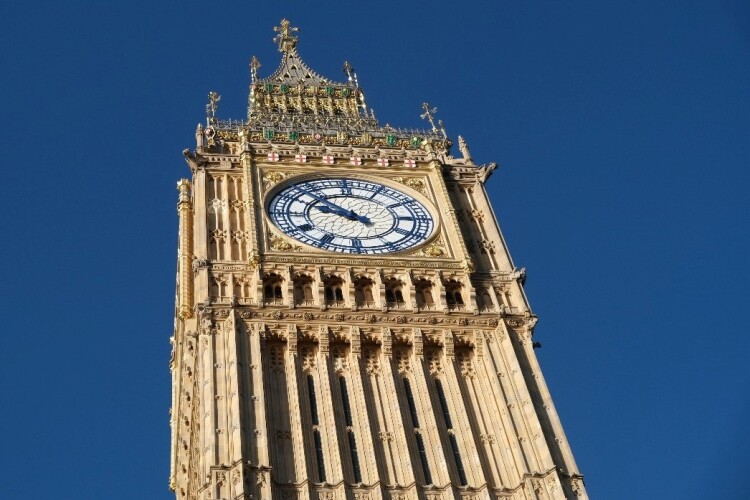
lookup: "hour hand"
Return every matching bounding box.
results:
[310,194,373,224]
[314,204,353,218]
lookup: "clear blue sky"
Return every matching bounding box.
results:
[0,1,748,498]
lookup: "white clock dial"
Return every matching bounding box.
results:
[267,178,434,254]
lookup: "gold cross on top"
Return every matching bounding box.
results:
[273,19,297,37]
[273,19,299,51]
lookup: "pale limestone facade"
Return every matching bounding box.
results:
[169,20,587,500]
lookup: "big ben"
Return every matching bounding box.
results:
[170,19,587,500]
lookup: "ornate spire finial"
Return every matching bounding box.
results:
[458,135,473,163]
[206,91,221,125]
[250,56,261,82]
[420,102,438,132]
[343,61,358,87]
[273,19,299,52]
[438,119,448,139]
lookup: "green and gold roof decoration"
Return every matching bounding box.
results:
[204,20,449,152]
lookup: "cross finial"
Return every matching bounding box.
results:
[206,91,221,124]
[273,19,299,52]
[249,56,261,82]
[420,102,438,132]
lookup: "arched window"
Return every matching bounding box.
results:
[293,274,315,305]
[262,273,284,304]
[353,275,375,307]
[414,279,434,309]
[444,279,465,310]
[323,275,345,306]
[384,277,406,308]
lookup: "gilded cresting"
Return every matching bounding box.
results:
[169,19,588,500]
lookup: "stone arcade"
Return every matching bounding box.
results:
[169,20,587,500]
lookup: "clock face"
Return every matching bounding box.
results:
[267,178,435,254]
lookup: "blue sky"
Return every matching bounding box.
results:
[0,1,748,498]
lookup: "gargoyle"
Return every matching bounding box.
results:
[183,149,208,171]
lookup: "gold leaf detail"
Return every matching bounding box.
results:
[269,232,301,252]
[270,235,293,251]
[263,171,287,189]
[421,243,444,257]
[392,176,426,195]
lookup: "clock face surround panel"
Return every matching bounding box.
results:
[267,177,435,254]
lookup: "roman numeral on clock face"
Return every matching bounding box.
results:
[320,234,334,245]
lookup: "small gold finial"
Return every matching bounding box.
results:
[273,19,299,52]
[420,102,438,132]
[250,56,261,81]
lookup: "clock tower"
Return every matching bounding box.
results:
[170,20,588,500]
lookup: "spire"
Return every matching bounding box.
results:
[247,19,369,129]
[219,20,449,153]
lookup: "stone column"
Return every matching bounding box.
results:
[177,180,194,319]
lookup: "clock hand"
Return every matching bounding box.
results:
[300,190,354,215]
[299,189,374,223]
[314,204,358,220]
[314,204,374,225]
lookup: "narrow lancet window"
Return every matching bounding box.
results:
[403,377,432,485]
[307,374,325,482]
[434,378,467,486]
[339,376,362,483]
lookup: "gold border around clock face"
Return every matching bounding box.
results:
[266,176,436,255]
